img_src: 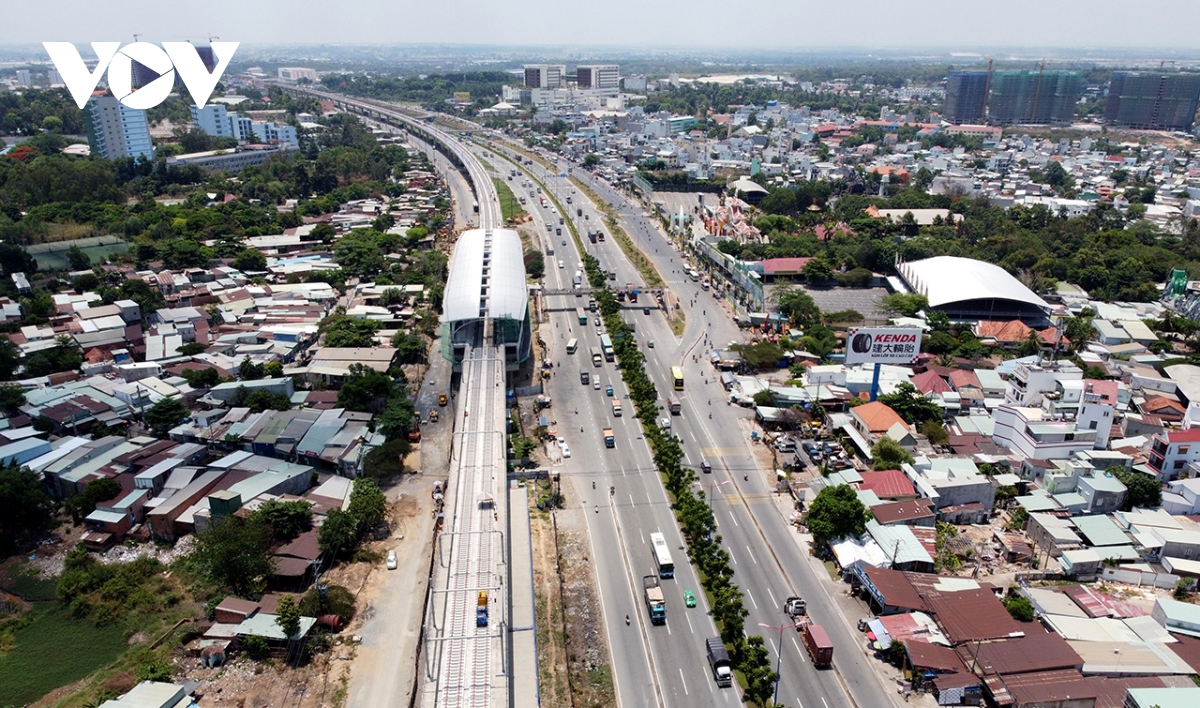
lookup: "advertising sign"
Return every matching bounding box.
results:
[845,327,923,365]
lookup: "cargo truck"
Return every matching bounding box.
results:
[611,398,622,417]
[668,397,681,415]
[643,575,666,624]
[706,637,732,687]
[603,428,615,448]
[627,284,638,303]
[802,623,833,667]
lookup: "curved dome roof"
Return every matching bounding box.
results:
[898,256,1049,311]
[443,228,528,322]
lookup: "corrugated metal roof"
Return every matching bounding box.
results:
[899,256,1050,311]
[443,228,527,323]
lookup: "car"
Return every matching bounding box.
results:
[386,550,398,570]
[558,260,565,268]
[648,340,654,348]
[593,380,601,390]
[684,589,696,608]
[562,239,567,246]
[557,436,567,449]
[643,307,651,315]
[562,444,571,458]
[606,385,614,396]
[593,316,600,326]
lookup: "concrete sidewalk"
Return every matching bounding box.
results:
[508,482,539,708]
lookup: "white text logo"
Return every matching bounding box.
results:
[43,41,239,110]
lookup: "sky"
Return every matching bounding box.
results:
[7,0,1200,51]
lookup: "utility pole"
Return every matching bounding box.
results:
[759,622,789,707]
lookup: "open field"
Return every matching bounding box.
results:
[24,236,129,271]
[0,604,128,708]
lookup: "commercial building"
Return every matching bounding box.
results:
[166,145,297,173]
[524,64,566,90]
[943,70,989,124]
[278,67,317,81]
[84,93,154,160]
[577,64,620,90]
[986,70,1082,125]
[1105,72,1200,131]
[895,255,1051,323]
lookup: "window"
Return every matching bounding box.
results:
[1089,421,1097,430]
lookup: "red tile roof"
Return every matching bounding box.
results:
[1164,428,1200,444]
[859,469,917,499]
[872,498,935,524]
[853,401,907,434]
[910,370,953,395]
[975,319,1033,343]
[948,369,981,390]
[760,257,813,275]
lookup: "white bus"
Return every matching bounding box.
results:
[566,338,578,355]
[650,532,675,578]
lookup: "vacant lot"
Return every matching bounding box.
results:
[0,604,128,708]
[24,236,129,271]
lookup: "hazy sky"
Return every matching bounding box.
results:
[8,0,1200,50]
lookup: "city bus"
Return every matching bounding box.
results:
[650,532,674,578]
[671,366,685,391]
[566,338,578,355]
[576,307,587,325]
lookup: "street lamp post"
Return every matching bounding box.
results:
[693,479,730,508]
[759,622,789,708]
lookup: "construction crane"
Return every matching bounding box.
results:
[982,57,994,120]
[1160,60,1177,70]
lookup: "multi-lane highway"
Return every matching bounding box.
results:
[480,140,898,708]
[282,83,896,708]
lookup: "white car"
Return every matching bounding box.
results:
[561,444,572,458]
[386,550,397,570]
[593,380,601,390]
[557,436,567,449]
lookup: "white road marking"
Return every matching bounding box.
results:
[796,698,803,708]
[768,636,778,657]
[792,636,804,660]
[679,668,689,696]
[629,494,635,508]
[686,613,694,634]
[728,548,737,565]
[729,511,739,527]
[767,587,777,609]
[822,698,829,708]
[746,545,758,565]
[746,587,758,609]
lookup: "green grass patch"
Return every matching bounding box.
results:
[492,178,526,223]
[24,236,129,272]
[0,603,128,708]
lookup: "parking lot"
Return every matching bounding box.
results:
[768,283,890,324]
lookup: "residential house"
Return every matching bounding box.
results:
[1148,428,1200,481]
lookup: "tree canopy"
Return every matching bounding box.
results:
[1111,466,1162,510]
[806,484,871,544]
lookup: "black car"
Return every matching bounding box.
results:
[561,239,566,246]
[643,307,651,315]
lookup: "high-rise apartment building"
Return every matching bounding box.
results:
[987,70,1082,125]
[943,70,989,124]
[85,94,154,160]
[576,64,620,90]
[15,69,32,87]
[190,104,298,147]
[190,104,235,138]
[1105,72,1200,131]
[523,65,566,89]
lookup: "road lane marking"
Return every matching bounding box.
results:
[792,636,804,661]
[679,668,689,696]
[729,511,739,527]
[686,612,694,634]
[746,587,758,609]
[747,545,758,564]
[728,548,737,565]
[822,698,829,708]
[768,636,778,657]
[796,698,803,708]
[767,587,777,609]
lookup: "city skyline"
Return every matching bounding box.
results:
[8,0,1200,50]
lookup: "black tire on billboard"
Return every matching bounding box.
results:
[851,333,873,353]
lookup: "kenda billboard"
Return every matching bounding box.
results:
[844,327,923,365]
[43,41,239,110]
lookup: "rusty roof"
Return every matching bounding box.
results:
[924,587,1027,644]
[956,631,1081,676]
[862,566,928,612]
